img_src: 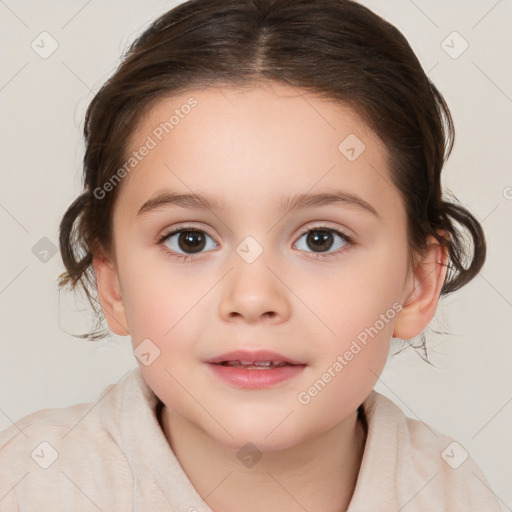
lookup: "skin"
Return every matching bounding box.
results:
[94,82,447,512]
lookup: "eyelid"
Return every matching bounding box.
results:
[294,223,353,256]
[157,222,352,242]
[157,223,218,244]
[296,222,352,238]
[157,222,354,260]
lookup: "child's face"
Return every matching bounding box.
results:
[101,82,416,450]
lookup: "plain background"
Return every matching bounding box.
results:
[1,0,510,508]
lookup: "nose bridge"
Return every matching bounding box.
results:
[218,235,291,323]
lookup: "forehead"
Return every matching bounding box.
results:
[129,82,380,157]
[115,82,399,220]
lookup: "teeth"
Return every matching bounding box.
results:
[223,360,290,368]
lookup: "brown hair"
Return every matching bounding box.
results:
[58,0,486,351]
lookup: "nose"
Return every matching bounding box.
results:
[218,252,291,324]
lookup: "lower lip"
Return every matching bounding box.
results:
[206,363,306,389]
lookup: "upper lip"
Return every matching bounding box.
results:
[205,350,305,365]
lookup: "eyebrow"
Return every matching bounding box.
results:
[137,189,381,219]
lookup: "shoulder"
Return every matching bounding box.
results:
[354,391,502,512]
[0,374,137,511]
[0,401,106,469]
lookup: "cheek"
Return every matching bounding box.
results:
[120,256,217,355]
[295,240,407,407]
[303,248,407,344]
[121,273,173,341]
[294,304,394,432]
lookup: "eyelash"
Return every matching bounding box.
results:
[157,224,354,262]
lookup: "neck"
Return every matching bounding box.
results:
[158,403,367,512]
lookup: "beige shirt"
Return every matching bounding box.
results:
[0,368,502,511]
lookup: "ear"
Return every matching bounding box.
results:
[93,252,130,336]
[393,236,448,340]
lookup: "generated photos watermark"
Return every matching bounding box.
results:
[93,97,198,200]
[297,301,403,405]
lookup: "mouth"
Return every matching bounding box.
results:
[205,349,305,367]
[205,350,306,388]
[215,360,297,369]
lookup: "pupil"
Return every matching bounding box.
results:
[179,231,206,253]
[176,230,333,254]
[307,230,333,252]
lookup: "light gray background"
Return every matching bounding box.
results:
[1,0,511,509]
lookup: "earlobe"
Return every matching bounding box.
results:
[93,253,130,336]
[393,237,448,340]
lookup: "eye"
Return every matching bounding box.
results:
[158,227,218,261]
[157,224,353,262]
[294,226,352,258]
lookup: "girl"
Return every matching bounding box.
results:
[0,0,503,510]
